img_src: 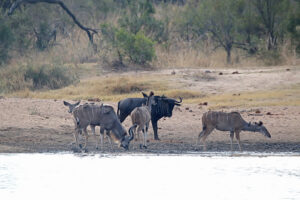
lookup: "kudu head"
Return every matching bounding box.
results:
[63,101,80,113]
[120,124,137,150]
[249,121,271,138]
[142,91,156,111]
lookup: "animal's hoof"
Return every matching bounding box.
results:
[79,144,82,149]
[143,145,147,149]
[154,137,160,141]
[82,148,88,153]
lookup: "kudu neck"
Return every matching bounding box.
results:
[242,122,258,132]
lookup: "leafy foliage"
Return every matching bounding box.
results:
[0,18,14,65]
[0,0,299,69]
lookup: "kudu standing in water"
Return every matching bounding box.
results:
[197,111,271,151]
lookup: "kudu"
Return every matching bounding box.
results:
[65,102,135,150]
[63,101,113,149]
[197,111,271,151]
[130,91,156,149]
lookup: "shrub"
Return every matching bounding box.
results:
[0,64,78,92]
[116,29,155,65]
[130,31,156,65]
[24,64,78,90]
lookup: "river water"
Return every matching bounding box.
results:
[0,152,300,200]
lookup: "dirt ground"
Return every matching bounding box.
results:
[0,67,299,153]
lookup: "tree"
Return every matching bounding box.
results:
[251,0,290,50]
[118,0,166,43]
[0,18,14,65]
[287,0,300,55]
[194,0,251,64]
[7,0,98,50]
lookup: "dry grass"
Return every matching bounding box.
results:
[7,70,300,110]
[154,46,267,69]
[187,84,300,109]
[7,73,204,102]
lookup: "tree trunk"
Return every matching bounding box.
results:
[267,31,277,50]
[225,44,232,64]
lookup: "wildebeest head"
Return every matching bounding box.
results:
[150,95,182,118]
[120,124,136,150]
[63,100,80,113]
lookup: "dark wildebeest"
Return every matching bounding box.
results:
[68,103,135,150]
[117,92,182,140]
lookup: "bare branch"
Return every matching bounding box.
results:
[8,0,98,49]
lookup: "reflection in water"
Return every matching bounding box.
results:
[0,153,300,200]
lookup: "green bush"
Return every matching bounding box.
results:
[0,64,78,92]
[116,29,155,65]
[130,31,156,65]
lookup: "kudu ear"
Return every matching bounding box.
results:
[75,101,80,106]
[142,92,148,98]
[102,105,113,114]
[149,91,154,97]
[63,101,70,106]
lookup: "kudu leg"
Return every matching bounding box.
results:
[197,130,205,145]
[235,131,242,151]
[73,128,81,149]
[90,125,99,150]
[137,126,143,144]
[82,128,89,150]
[199,127,214,151]
[142,123,149,149]
[106,131,113,150]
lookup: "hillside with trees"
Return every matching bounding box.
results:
[0,0,299,93]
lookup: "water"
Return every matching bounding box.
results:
[0,152,300,200]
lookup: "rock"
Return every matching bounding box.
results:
[232,71,239,74]
[198,102,208,106]
[219,72,223,75]
[171,70,176,75]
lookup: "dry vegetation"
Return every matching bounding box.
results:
[6,65,300,110]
